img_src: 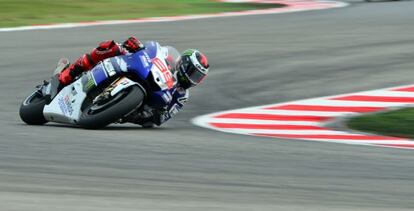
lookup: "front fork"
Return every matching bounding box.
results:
[92,76,146,103]
[92,77,121,105]
[95,77,147,122]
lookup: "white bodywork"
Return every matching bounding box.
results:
[43,78,86,124]
[43,76,138,124]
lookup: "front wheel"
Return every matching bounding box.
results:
[78,86,144,129]
[19,91,48,125]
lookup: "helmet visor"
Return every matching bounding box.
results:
[181,62,206,85]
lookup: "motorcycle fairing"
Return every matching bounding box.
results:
[145,42,178,108]
[43,75,140,124]
[88,50,153,88]
[43,78,87,124]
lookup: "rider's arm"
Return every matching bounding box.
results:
[149,88,189,126]
[88,36,144,69]
[128,88,189,126]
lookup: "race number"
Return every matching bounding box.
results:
[152,58,174,89]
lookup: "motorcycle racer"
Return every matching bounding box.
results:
[58,36,210,127]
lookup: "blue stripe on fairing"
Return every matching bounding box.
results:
[91,64,108,85]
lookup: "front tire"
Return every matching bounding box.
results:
[78,86,144,129]
[19,91,48,125]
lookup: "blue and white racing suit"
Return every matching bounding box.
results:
[141,86,189,126]
[125,46,190,127]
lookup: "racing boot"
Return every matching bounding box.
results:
[58,59,85,86]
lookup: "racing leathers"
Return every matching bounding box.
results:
[58,36,188,127]
[58,37,144,85]
[123,86,189,127]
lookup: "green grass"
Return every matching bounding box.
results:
[347,107,414,139]
[0,0,283,27]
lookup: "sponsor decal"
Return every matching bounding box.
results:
[161,91,173,103]
[82,73,96,91]
[103,59,116,76]
[177,96,188,105]
[115,57,128,72]
[58,98,68,115]
[58,95,74,116]
[139,53,151,68]
[175,88,189,105]
[169,104,180,116]
[160,112,169,123]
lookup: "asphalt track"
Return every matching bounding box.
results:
[1,1,414,210]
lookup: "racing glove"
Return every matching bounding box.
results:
[122,36,145,53]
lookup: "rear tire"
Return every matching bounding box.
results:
[19,91,48,125]
[78,86,144,129]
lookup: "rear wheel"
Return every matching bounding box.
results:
[78,86,144,129]
[19,91,48,125]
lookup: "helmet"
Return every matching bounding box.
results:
[176,49,209,89]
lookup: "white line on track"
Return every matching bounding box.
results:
[350,90,414,97]
[229,109,357,117]
[292,99,412,108]
[223,129,351,135]
[204,118,321,125]
[0,0,348,32]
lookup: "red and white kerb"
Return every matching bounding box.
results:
[193,85,414,150]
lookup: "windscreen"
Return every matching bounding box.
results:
[165,46,181,71]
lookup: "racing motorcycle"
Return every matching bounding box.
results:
[19,41,179,129]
